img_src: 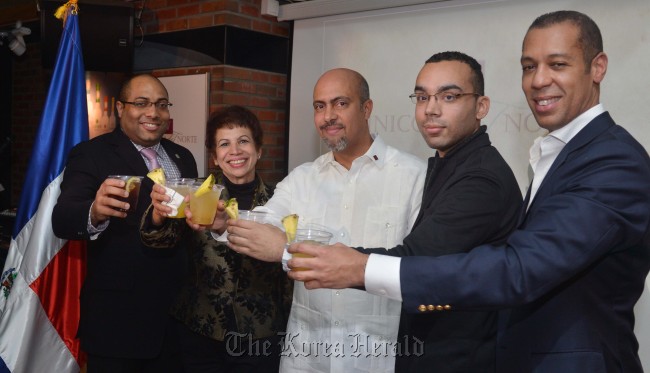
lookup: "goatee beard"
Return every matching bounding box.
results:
[323,136,348,152]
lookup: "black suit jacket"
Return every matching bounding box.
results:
[365,126,522,372]
[400,112,650,372]
[52,128,198,358]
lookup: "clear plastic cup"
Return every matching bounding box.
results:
[292,228,333,271]
[107,175,143,214]
[238,210,269,223]
[189,183,225,226]
[164,178,194,218]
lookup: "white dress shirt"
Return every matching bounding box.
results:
[364,104,606,302]
[264,135,426,373]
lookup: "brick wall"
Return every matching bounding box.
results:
[140,0,289,38]
[154,64,287,183]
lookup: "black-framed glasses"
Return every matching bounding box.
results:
[409,91,480,105]
[121,100,173,110]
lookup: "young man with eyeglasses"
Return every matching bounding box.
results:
[378,52,522,372]
[52,74,197,372]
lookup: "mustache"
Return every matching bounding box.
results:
[320,122,342,130]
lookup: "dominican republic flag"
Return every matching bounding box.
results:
[0,4,88,372]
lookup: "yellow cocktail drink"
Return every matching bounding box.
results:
[189,183,224,225]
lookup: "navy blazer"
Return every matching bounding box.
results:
[399,112,650,372]
[52,128,198,358]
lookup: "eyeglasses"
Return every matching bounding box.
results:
[121,100,173,110]
[409,91,480,105]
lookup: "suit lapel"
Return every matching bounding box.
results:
[107,132,197,178]
[518,181,532,225]
[108,129,149,176]
[160,139,188,175]
[525,112,615,214]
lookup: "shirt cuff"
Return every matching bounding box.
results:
[281,244,292,272]
[87,202,109,240]
[365,253,402,302]
[210,229,228,242]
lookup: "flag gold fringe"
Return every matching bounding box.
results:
[54,0,79,27]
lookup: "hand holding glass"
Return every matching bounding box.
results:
[292,228,333,271]
[107,175,142,214]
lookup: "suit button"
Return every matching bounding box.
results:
[427,305,436,311]
[435,305,444,311]
[418,305,427,312]
[444,305,452,310]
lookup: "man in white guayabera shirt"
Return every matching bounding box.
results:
[227,67,426,372]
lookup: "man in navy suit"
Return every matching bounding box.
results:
[287,11,650,372]
[53,74,198,372]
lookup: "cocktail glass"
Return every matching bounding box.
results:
[293,228,333,271]
[164,178,194,218]
[238,210,269,223]
[107,175,143,214]
[189,182,225,226]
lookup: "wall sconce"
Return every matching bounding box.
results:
[0,21,31,56]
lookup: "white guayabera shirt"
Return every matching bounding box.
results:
[264,135,426,373]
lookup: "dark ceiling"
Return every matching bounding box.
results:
[0,0,39,28]
[1,0,317,27]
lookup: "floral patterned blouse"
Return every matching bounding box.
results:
[141,172,293,341]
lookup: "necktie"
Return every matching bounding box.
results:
[141,147,160,170]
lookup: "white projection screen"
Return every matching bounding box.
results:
[286,0,650,367]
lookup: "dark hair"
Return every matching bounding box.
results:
[528,10,603,70]
[205,105,263,151]
[118,74,168,102]
[425,51,484,95]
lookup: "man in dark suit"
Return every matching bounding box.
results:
[287,11,650,373]
[52,74,198,373]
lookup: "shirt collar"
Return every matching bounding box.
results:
[315,133,388,171]
[529,104,605,165]
[549,103,605,144]
[132,141,162,153]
